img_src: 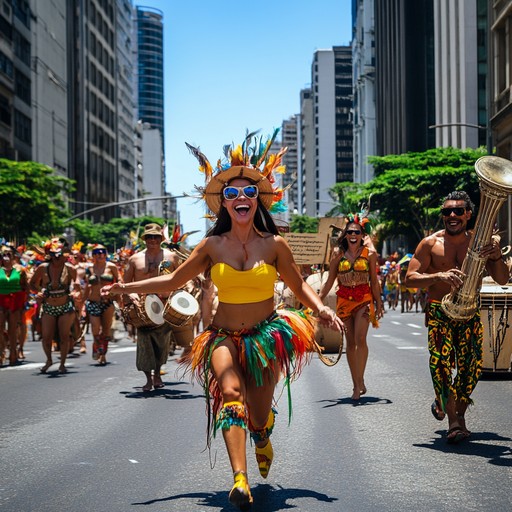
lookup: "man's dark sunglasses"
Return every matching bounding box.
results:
[346,229,362,235]
[441,207,467,216]
[145,234,162,240]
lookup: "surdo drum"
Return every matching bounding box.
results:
[163,290,200,327]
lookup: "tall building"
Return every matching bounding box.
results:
[0,0,32,161]
[352,0,376,183]
[135,6,164,141]
[30,0,68,177]
[281,115,299,216]
[141,122,163,217]
[299,87,314,215]
[135,5,170,219]
[374,0,435,155]
[309,46,353,217]
[68,0,119,222]
[432,0,486,148]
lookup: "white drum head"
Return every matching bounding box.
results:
[145,294,165,325]
[170,290,199,315]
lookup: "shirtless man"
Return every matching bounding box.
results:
[405,191,509,444]
[123,223,179,392]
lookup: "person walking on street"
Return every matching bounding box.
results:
[405,191,509,444]
[83,244,119,365]
[0,245,28,366]
[101,131,342,511]
[122,223,180,391]
[319,214,384,400]
[29,238,81,374]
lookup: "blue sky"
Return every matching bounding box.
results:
[137,0,353,244]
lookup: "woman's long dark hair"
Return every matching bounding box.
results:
[206,198,279,237]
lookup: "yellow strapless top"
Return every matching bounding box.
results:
[210,262,277,304]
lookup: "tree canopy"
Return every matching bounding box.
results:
[329,147,486,247]
[0,159,74,242]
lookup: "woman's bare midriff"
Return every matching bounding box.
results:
[212,298,275,331]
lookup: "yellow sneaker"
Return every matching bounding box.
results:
[228,471,253,510]
[255,439,273,479]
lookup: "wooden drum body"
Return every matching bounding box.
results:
[163,290,200,327]
[480,285,512,373]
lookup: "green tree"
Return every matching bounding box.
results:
[336,147,486,247]
[290,214,319,233]
[0,159,74,242]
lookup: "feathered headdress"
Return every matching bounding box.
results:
[186,129,287,215]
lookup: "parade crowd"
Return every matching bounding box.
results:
[2,131,510,511]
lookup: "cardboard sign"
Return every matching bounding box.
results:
[284,232,329,265]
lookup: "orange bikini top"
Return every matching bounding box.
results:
[210,262,277,304]
[338,247,370,274]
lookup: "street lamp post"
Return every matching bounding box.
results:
[64,195,186,223]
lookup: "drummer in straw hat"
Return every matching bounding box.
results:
[123,222,179,392]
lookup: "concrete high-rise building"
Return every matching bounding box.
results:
[352,0,376,183]
[281,115,299,216]
[68,0,119,222]
[308,47,353,217]
[116,0,137,217]
[0,0,32,161]
[135,6,164,141]
[299,87,314,215]
[30,0,68,177]
[374,0,435,155]
[141,123,163,217]
[432,0,486,148]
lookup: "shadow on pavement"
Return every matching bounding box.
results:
[131,483,338,510]
[317,395,393,408]
[120,382,203,400]
[414,430,512,466]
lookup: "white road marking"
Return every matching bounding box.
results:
[407,323,423,328]
[129,459,139,464]
[109,346,136,353]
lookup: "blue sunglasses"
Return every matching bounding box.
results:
[222,185,259,201]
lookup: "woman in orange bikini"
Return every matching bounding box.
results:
[320,214,384,400]
[83,244,119,365]
[101,131,342,511]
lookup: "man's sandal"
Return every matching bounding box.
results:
[446,426,468,444]
[228,471,253,511]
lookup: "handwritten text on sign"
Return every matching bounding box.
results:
[284,233,329,265]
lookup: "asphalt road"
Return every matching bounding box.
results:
[1,310,511,512]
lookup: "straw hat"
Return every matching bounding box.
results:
[141,223,163,239]
[187,129,287,216]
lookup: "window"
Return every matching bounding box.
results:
[14,108,31,144]
[0,94,11,126]
[0,50,13,78]
[14,69,30,105]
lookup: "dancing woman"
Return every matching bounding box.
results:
[29,238,80,374]
[319,214,384,400]
[101,131,342,510]
[0,245,28,366]
[83,244,119,365]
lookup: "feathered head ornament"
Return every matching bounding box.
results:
[345,213,372,235]
[186,128,287,215]
[43,237,64,255]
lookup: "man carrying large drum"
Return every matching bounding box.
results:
[122,223,180,392]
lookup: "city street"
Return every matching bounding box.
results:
[1,309,511,512]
